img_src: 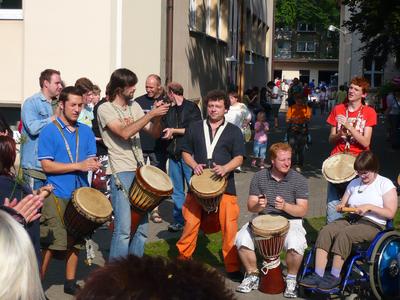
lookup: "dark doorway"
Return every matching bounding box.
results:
[274,70,282,80]
[318,70,337,86]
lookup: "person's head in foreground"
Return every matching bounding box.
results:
[0,211,45,300]
[76,255,236,300]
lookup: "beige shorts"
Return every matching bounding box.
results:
[235,218,307,256]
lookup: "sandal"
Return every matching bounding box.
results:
[150,210,163,223]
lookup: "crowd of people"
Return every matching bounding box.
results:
[0,69,398,300]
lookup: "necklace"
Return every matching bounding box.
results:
[357,182,371,193]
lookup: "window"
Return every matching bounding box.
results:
[297,41,315,53]
[276,40,291,58]
[189,0,196,30]
[0,0,22,20]
[297,23,316,32]
[363,58,384,88]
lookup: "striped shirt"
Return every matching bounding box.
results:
[249,168,308,219]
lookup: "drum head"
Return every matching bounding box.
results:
[190,169,226,196]
[251,215,289,237]
[369,231,400,299]
[322,153,356,184]
[139,165,173,193]
[74,187,113,219]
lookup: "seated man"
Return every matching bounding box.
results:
[299,150,397,291]
[235,143,308,298]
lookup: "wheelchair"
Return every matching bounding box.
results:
[299,221,400,299]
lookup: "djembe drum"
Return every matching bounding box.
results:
[128,165,173,233]
[190,169,227,213]
[189,169,228,234]
[64,187,113,239]
[322,152,357,197]
[251,215,289,294]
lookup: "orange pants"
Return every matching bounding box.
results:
[176,193,240,272]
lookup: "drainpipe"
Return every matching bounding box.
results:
[165,0,174,85]
[237,0,245,100]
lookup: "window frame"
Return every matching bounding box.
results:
[296,41,316,53]
[0,8,23,20]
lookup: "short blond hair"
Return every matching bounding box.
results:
[269,142,292,160]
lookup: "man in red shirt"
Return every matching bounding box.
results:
[325,77,377,223]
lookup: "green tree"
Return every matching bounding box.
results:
[275,0,339,29]
[343,0,400,67]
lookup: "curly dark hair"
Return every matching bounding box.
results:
[76,255,236,300]
[204,89,230,110]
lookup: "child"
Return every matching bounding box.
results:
[252,111,269,168]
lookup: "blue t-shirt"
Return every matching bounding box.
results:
[38,118,97,199]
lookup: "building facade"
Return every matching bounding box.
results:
[337,4,399,89]
[0,0,273,126]
[273,23,339,85]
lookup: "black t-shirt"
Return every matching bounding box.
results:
[181,119,245,195]
[93,98,108,156]
[135,94,164,152]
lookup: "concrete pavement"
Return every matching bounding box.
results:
[43,112,399,299]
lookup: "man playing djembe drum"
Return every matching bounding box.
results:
[97,68,169,260]
[235,143,308,298]
[325,77,377,223]
[38,86,101,295]
[176,90,245,280]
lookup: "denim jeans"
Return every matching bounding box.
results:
[326,182,343,223]
[109,171,148,260]
[169,158,192,225]
[253,141,267,159]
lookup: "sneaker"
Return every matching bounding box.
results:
[298,272,322,288]
[168,223,184,232]
[236,272,259,293]
[318,273,341,291]
[283,277,298,298]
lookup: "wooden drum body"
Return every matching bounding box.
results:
[129,165,173,214]
[190,169,227,213]
[64,187,113,239]
[251,215,289,294]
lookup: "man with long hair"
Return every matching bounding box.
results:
[97,68,169,260]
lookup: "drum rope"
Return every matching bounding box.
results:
[260,257,281,275]
[344,105,364,151]
[84,238,95,266]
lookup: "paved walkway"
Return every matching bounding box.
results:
[43,112,400,299]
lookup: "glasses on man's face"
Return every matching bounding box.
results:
[356,170,370,176]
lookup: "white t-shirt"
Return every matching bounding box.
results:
[345,174,395,225]
[271,86,281,105]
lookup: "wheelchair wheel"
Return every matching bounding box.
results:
[369,231,400,299]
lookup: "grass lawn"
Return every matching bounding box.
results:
[144,212,400,268]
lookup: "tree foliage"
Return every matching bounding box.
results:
[275,0,340,29]
[343,0,400,67]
